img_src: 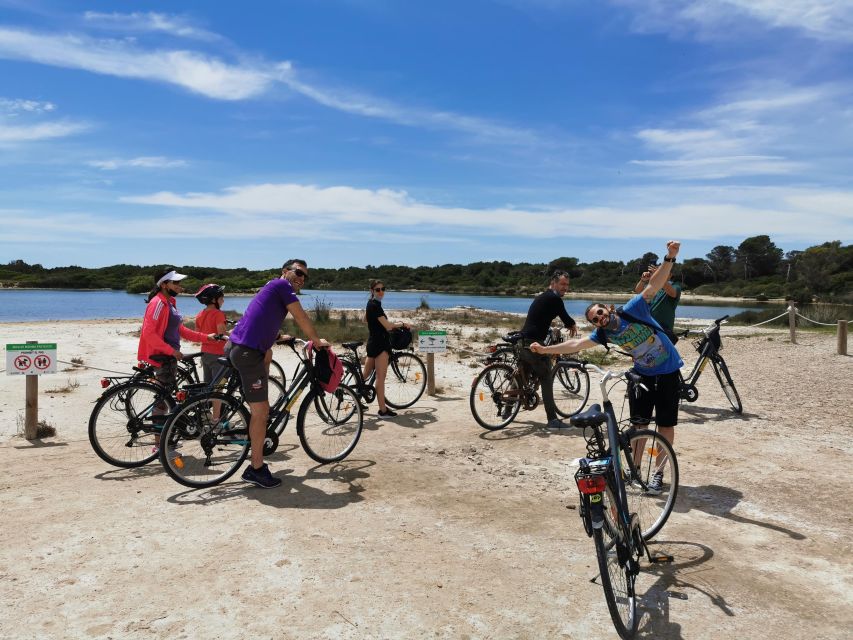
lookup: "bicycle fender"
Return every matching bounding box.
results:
[589,493,605,529]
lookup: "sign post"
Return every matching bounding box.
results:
[6,341,57,440]
[417,331,447,397]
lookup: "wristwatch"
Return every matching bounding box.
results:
[663,256,676,263]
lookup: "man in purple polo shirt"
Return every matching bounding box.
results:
[228,258,329,488]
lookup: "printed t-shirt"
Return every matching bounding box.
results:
[229,279,299,352]
[197,308,226,355]
[589,294,683,376]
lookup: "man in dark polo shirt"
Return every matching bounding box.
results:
[228,258,329,488]
[519,270,578,429]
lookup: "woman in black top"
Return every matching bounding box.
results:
[364,279,409,417]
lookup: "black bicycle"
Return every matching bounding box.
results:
[339,341,427,410]
[158,338,363,488]
[676,315,742,414]
[570,364,678,638]
[470,332,590,430]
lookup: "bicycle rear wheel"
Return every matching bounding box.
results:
[623,429,678,540]
[88,381,173,468]
[469,363,521,430]
[712,357,742,414]
[551,360,590,417]
[385,352,427,409]
[594,485,638,639]
[159,392,251,488]
[269,358,287,389]
[297,385,363,463]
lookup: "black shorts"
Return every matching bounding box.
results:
[227,343,268,403]
[200,352,226,385]
[366,333,391,359]
[628,370,680,428]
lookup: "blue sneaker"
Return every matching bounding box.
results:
[241,463,282,489]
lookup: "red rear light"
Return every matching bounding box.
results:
[100,378,110,388]
[175,390,187,402]
[488,345,497,353]
[576,474,607,494]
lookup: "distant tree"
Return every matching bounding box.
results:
[735,235,782,279]
[546,256,581,279]
[705,245,735,282]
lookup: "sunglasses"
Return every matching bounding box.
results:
[291,268,308,280]
[588,308,609,326]
[373,287,386,292]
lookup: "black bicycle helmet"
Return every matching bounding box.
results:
[195,283,225,306]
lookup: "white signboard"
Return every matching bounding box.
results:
[417,331,447,354]
[6,343,57,375]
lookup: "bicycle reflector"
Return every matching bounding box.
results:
[576,474,607,494]
[175,390,187,402]
[100,378,110,388]
[488,345,497,353]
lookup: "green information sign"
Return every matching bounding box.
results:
[7,343,57,351]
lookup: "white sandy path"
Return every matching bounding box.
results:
[0,318,851,639]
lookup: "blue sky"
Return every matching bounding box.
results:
[1,0,851,270]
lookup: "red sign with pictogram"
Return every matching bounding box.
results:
[14,355,32,371]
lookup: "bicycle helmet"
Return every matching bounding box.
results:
[195,283,225,307]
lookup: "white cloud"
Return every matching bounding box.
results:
[0,120,89,143]
[83,11,220,41]
[88,156,188,171]
[0,97,56,114]
[0,27,274,100]
[612,0,853,43]
[116,181,853,243]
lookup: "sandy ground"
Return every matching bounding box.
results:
[1,315,851,639]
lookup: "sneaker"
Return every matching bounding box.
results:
[359,403,370,412]
[546,418,571,429]
[241,463,282,489]
[378,408,398,417]
[645,470,664,495]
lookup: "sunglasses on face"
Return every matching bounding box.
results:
[373,287,386,292]
[291,268,308,280]
[588,308,609,325]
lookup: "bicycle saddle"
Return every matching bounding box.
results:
[570,404,606,428]
[342,341,364,350]
[216,356,232,367]
[502,332,525,344]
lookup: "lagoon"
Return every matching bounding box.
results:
[0,288,770,323]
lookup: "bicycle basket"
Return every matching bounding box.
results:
[389,327,412,350]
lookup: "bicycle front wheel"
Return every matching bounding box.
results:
[88,381,173,468]
[297,385,363,463]
[551,360,590,417]
[269,358,287,389]
[624,429,679,540]
[385,352,427,409]
[712,357,742,414]
[469,363,521,430]
[159,392,251,488]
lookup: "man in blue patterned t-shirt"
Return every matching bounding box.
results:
[531,241,683,494]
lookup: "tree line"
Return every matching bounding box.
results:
[1,236,850,304]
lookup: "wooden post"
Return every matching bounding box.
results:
[426,352,436,396]
[788,303,797,344]
[25,339,38,440]
[838,320,848,356]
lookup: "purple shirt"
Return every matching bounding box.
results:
[229,278,299,352]
[164,304,183,350]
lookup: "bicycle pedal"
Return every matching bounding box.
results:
[648,553,674,563]
[666,591,688,600]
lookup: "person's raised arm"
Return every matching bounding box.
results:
[530,337,597,356]
[642,241,680,301]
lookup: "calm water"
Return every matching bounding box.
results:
[0,288,769,323]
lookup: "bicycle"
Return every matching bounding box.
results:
[158,338,364,488]
[675,315,742,414]
[338,341,427,410]
[570,364,678,638]
[469,332,590,430]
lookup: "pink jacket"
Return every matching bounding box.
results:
[137,293,209,367]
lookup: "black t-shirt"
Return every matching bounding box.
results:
[520,289,576,342]
[366,298,388,340]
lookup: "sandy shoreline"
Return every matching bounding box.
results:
[1,317,851,638]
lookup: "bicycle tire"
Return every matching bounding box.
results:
[712,357,742,414]
[297,385,363,463]
[384,352,427,409]
[594,485,638,639]
[623,429,679,540]
[342,360,374,403]
[551,360,591,418]
[88,381,174,468]
[158,392,251,488]
[269,358,287,389]
[469,363,521,430]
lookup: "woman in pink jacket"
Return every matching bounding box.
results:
[138,268,216,447]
